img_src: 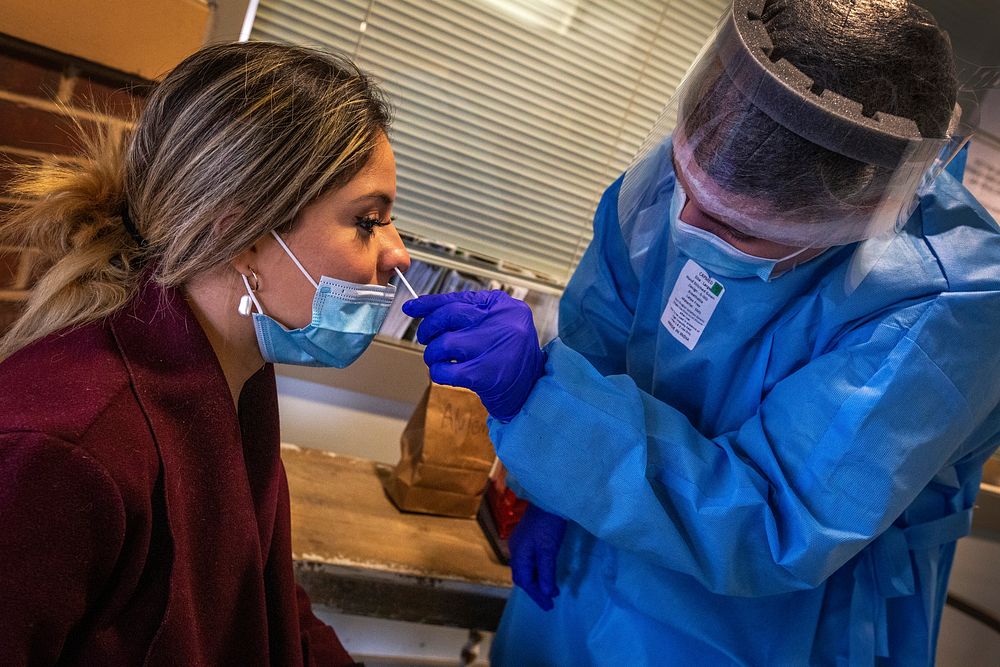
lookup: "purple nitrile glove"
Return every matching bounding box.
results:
[508,504,568,611]
[401,290,545,422]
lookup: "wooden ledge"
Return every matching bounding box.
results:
[282,445,511,629]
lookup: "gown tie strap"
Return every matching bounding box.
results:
[848,507,973,665]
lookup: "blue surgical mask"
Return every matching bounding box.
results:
[669,180,809,282]
[242,231,396,367]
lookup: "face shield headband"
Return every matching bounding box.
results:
[620,0,961,250]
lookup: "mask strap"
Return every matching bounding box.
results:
[241,273,266,315]
[777,245,812,263]
[270,230,319,289]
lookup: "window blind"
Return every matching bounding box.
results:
[248,0,728,283]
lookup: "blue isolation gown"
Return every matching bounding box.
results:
[489,143,1000,665]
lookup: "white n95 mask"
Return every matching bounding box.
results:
[241,231,396,367]
[669,180,808,282]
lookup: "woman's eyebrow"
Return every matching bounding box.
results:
[349,192,394,205]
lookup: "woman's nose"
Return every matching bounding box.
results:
[377,224,411,284]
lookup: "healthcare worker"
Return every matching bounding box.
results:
[0,42,408,664]
[403,0,1000,664]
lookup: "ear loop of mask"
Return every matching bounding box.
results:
[240,273,265,316]
[770,244,812,270]
[270,230,319,289]
[239,230,321,317]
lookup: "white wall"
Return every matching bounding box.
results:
[314,607,492,666]
[276,374,414,464]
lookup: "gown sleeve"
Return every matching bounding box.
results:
[0,431,126,664]
[555,175,641,378]
[490,182,1000,598]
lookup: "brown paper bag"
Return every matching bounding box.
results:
[384,382,496,518]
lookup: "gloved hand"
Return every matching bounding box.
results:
[401,290,545,422]
[508,504,568,611]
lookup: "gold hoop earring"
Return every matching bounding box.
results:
[238,268,261,318]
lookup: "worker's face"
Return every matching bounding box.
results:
[253,133,410,329]
[672,157,811,260]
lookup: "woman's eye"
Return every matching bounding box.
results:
[356,215,393,235]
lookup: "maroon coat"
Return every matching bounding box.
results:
[0,280,355,666]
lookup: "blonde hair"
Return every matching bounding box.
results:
[0,42,391,360]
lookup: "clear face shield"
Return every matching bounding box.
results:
[620,0,964,250]
[917,0,1000,184]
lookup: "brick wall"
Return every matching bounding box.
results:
[0,35,151,336]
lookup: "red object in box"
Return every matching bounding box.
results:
[486,462,529,539]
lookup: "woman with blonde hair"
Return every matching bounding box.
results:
[0,41,409,665]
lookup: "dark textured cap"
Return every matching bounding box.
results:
[717,0,954,168]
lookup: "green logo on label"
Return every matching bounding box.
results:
[710,282,723,296]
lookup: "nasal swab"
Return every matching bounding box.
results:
[394,267,419,300]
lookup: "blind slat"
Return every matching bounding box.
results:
[252,0,728,281]
[260,2,661,119]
